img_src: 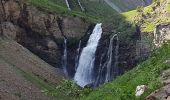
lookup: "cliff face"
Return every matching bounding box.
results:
[0,0,145,79]
[0,0,92,68]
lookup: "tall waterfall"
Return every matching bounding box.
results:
[105,34,119,82]
[63,38,68,77]
[74,23,103,87]
[65,0,71,10]
[75,40,81,70]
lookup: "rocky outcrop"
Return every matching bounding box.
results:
[0,0,148,81]
[0,0,91,68]
[154,23,170,47]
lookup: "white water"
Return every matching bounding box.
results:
[63,38,68,77]
[75,40,81,70]
[105,34,118,82]
[77,0,85,12]
[74,23,103,87]
[65,0,71,10]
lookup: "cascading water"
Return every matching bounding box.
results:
[75,40,81,70]
[63,38,68,77]
[104,34,119,82]
[77,0,85,12]
[74,23,103,87]
[65,0,71,10]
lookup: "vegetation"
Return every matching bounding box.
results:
[122,0,170,33]
[82,43,170,100]
[30,0,100,22]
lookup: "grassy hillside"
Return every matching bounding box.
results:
[30,0,118,22]
[109,0,152,12]
[83,43,170,100]
[80,0,170,99]
[122,0,170,32]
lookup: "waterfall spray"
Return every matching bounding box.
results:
[74,23,103,87]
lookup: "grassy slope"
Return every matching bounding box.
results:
[122,0,170,32]
[30,0,118,22]
[30,0,136,41]
[30,0,100,22]
[83,0,170,99]
[84,44,170,100]
[0,38,72,99]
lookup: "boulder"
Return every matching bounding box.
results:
[135,85,147,97]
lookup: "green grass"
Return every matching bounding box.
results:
[81,0,117,19]
[122,0,170,33]
[121,10,137,22]
[30,0,100,22]
[143,22,156,32]
[83,44,170,100]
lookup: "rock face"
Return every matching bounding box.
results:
[1,22,17,40]
[154,23,170,47]
[0,0,147,80]
[0,0,91,68]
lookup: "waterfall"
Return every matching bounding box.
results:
[77,0,85,12]
[75,40,81,70]
[105,34,119,82]
[65,0,71,10]
[63,38,68,77]
[74,23,103,87]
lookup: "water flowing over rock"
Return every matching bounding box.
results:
[75,40,82,70]
[65,0,71,10]
[105,34,119,82]
[74,23,103,87]
[63,38,68,77]
[77,0,85,12]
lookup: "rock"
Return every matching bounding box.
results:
[146,67,170,100]
[167,96,170,100]
[161,68,170,85]
[135,85,147,97]
[146,84,170,100]
[46,39,58,49]
[1,22,17,40]
[154,22,170,47]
